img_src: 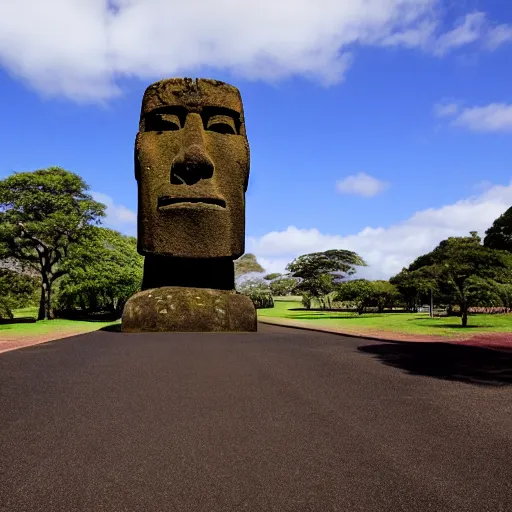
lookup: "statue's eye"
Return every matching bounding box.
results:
[206,115,236,135]
[145,113,181,132]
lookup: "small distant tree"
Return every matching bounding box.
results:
[264,273,282,281]
[372,280,402,312]
[389,268,436,312]
[0,168,105,320]
[335,279,374,314]
[286,249,367,310]
[234,253,265,277]
[236,277,273,308]
[269,277,298,296]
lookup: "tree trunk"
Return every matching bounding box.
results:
[461,304,468,327]
[38,276,54,320]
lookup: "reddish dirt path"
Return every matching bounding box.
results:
[259,318,512,351]
[0,329,89,355]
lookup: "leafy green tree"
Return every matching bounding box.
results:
[0,168,105,320]
[389,268,437,311]
[286,249,367,310]
[236,277,273,308]
[269,277,298,296]
[371,280,402,312]
[56,227,143,317]
[335,279,375,314]
[407,233,512,326]
[295,273,336,309]
[264,273,282,281]
[0,268,39,319]
[234,253,265,276]
[484,206,512,253]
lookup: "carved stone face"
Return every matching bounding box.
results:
[135,78,250,259]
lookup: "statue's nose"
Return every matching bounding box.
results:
[171,113,214,185]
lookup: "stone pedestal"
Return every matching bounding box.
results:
[121,286,257,333]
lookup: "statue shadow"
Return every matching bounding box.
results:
[358,341,512,387]
[100,323,123,333]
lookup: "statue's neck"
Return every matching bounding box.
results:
[141,255,235,291]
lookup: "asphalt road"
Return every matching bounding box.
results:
[1,323,512,512]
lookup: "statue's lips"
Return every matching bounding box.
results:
[157,196,226,211]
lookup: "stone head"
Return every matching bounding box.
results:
[135,78,250,259]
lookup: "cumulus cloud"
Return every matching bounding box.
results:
[437,103,512,133]
[247,180,512,280]
[91,191,136,234]
[485,24,512,50]
[336,172,390,197]
[433,101,459,117]
[432,12,486,56]
[0,1,510,102]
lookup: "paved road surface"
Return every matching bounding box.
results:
[1,323,511,511]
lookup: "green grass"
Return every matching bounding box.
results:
[12,307,39,319]
[1,307,119,338]
[259,301,512,337]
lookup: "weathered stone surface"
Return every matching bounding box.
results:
[121,287,257,332]
[122,78,255,332]
[135,78,250,260]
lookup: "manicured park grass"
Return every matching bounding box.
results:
[1,307,119,338]
[258,299,512,338]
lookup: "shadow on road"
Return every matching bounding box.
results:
[358,341,512,387]
[100,324,122,332]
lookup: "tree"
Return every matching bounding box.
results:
[371,280,401,312]
[286,249,367,309]
[234,253,265,276]
[335,279,375,314]
[389,268,437,312]
[407,233,512,327]
[484,206,512,253]
[264,273,282,281]
[0,168,105,320]
[0,268,39,319]
[269,277,298,296]
[56,227,143,317]
[236,277,274,309]
[295,273,336,309]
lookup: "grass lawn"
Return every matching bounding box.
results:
[259,299,512,338]
[1,307,119,338]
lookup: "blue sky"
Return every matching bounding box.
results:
[1,0,512,279]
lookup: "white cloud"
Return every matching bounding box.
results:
[432,12,486,56]
[247,180,512,280]
[452,104,512,133]
[433,101,459,117]
[91,191,136,234]
[0,1,510,102]
[437,102,512,133]
[486,24,512,50]
[336,172,390,197]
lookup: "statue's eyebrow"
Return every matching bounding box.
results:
[142,105,243,133]
[202,106,242,133]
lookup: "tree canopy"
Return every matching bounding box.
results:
[56,227,143,317]
[234,253,265,276]
[0,167,105,319]
[405,232,512,326]
[286,249,367,309]
[484,206,512,253]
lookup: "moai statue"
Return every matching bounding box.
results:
[122,78,257,332]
